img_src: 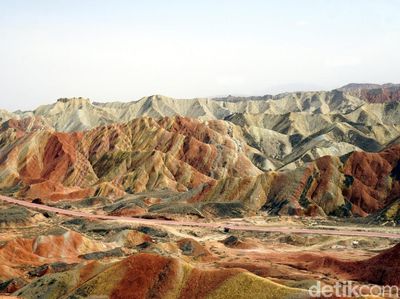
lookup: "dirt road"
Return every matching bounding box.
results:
[1,195,400,239]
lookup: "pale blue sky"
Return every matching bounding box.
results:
[1,0,399,111]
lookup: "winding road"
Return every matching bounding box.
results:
[1,195,400,239]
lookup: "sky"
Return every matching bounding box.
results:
[0,0,399,111]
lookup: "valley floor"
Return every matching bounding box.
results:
[1,195,400,298]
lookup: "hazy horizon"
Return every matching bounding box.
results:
[1,0,400,111]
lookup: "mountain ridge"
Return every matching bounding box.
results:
[1,83,400,221]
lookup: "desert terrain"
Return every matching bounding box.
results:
[0,83,400,298]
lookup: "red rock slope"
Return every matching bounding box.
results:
[0,116,260,201]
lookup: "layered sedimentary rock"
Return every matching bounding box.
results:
[3,87,400,170]
[0,116,260,201]
[1,84,400,298]
[1,113,399,220]
[0,83,400,220]
[191,145,400,218]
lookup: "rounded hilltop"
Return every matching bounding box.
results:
[56,97,91,105]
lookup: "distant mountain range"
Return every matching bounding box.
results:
[338,83,400,103]
[1,83,399,131]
